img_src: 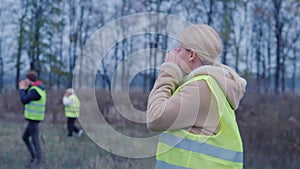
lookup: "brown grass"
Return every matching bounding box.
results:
[1,89,300,169]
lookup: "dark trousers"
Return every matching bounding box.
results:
[67,117,79,136]
[22,120,41,162]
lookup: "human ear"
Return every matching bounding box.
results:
[189,52,196,61]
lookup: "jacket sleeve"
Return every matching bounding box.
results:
[63,96,74,105]
[146,63,211,131]
[19,89,41,105]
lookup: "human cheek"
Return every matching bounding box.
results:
[177,51,184,59]
[179,61,190,74]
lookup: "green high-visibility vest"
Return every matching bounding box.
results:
[64,95,80,118]
[24,86,46,121]
[156,75,243,169]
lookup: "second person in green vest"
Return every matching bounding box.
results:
[63,88,83,137]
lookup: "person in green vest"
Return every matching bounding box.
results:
[147,24,247,169]
[63,88,83,137]
[19,71,46,165]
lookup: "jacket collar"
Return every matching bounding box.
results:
[32,81,42,86]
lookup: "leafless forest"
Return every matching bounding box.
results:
[0,0,299,93]
[0,0,300,169]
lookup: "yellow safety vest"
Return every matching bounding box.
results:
[156,75,243,169]
[24,86,46,121]
[64,94,80,118]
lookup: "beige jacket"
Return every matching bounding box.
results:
[146,62,247,135]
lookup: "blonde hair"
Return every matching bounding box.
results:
[66,88,74,94]
[179,24,242,83]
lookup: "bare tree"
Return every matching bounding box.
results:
[26,0,43,74]
[281,1,300,93]
[231,0,248,74]
[200,0,215,25]
[0,52,3,92]
[0,0,299,94]
[220,0,234,65]
[273,0,284,93]
[291,48,298,93]
[15,0,28,89]
[66,0,95,87]
[0,10,3,92]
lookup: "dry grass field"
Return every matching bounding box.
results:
[0,89,299,169]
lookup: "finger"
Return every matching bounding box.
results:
[165,51,176,62]
[165,52,171,62]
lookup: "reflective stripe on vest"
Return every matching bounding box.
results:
[156,75,243,169]
[24,86,46,121]
[159,132,243,163]
[156,160,190,169]
[64,94,80,118]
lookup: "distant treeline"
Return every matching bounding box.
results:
[0,0,299,93]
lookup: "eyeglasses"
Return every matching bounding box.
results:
[176,47,192,52]
[185,48,191,52]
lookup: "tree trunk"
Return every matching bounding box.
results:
[152,34,160,87]
[207,0,213,25]
[291,49,297,93]
[28,0,42,75]
[233,35,240,74]
[57,27,63,90]
[267,29,272,92]
[221,1,231,65]
[143,34,149,93]
[113,42,119,89]
[121,39,127,90]
[0,9,2,91]
[68,1,77,87]
[0,56,3,92]
[281,50,285,92]
[274,0,283,93]
[16,5,27,89]
[35,6,42,75]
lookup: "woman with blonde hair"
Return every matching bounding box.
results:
[147,24,247,169]
[63,88,83,137]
